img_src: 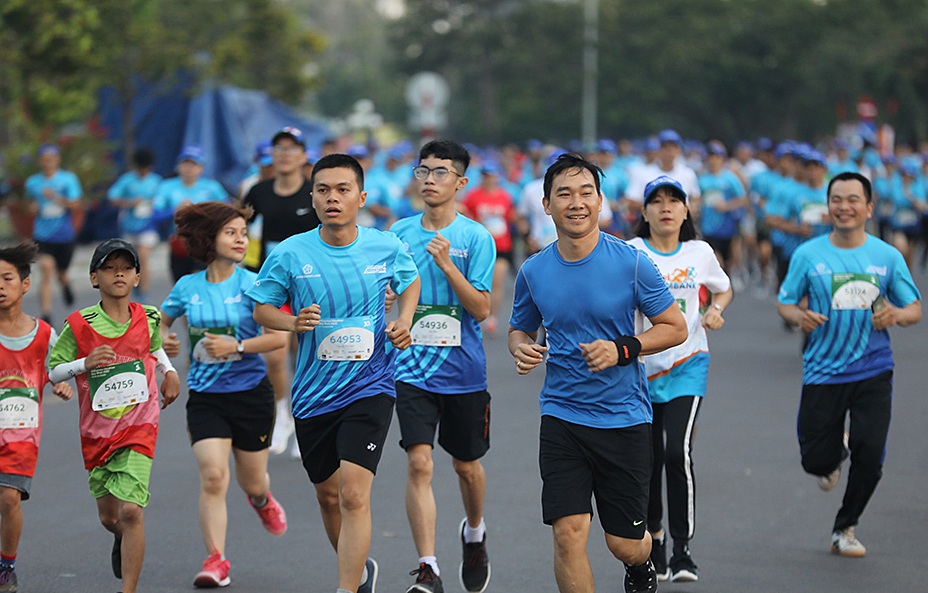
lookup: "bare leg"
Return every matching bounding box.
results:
[405,444,437,557]
[193,438,233,554]
[551,514,593,593]
[0,487,23,558]
[453,458,486,529]
[97,495,145,593]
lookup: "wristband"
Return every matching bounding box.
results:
[711,304,723,313]
[612,335,642,366]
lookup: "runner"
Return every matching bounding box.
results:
[697,141,749,275]
[152,146,228,282]
[23,144,82,326]
[47,238,180,593]
[628,176,732,583]
[777,172,921,557]
[242,127,320,458]
[159,201,290,587]
[508,153,687,593]
[106,148,162,301]
[0,241,72,593]
[246,153,421,593]
[390,140,496,593]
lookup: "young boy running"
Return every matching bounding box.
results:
[48,239,180,593]
[390,140,496,593]
[0,241,72,593]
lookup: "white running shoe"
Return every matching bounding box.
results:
[269,407,294,455]
[831,527,866,557]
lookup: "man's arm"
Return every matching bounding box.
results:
[386,277,420,349]
[872,300,921,331]
[253,302,321,333]
[777,302,827,334]
[428,232,491,322]
[509,327,547,375]
[638,303,688,355]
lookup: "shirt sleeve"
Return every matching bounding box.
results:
[636,250,677,319]
[777,248,809,305]
[245,249,291,307]
[887,249,922,307]
[467,228,497,293]
[64,172,83,200]
[160,277,188,319]
[48,322,78,370]
[144,305,163,352]
[509,267,542,333]
[107,173,130,201]
[700,242,732,294]
[390,238,420,294]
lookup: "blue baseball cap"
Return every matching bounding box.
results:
[658,129,682,145]
[546,148,568,167]
[37,143,60,157]
[480,161,501,175]
[595,138,617,153]
[756,137,774,152]
[805,150,827,166]
[707,141,727,157]
[900,163,919,177]
[254,140,273,166]
[644,137,661,153]
[347,144,370,159]
[527,139,544,152]
[177,145,205,165]
[272,126,306,148]
[644,175,687,203]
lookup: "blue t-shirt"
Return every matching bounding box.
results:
[698,169,745,239]
[889,177,927,230]
[245,226,419,419]
[24,170,83,243]
[794,183,831,237]
[766,176,805,256]
[390,213,496,393]
[153,177,228,230]
[107,170,163,234]
[778,234,920,385]
[160,267,267,393]
[509,233,676,429]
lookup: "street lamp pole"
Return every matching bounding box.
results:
[581,0,599,150]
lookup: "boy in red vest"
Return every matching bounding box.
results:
[0,241,72,593]
[48,239,180,593]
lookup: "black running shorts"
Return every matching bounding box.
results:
[395,381,491,462]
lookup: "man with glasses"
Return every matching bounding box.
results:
[389,140,496,593]
[242,127,321,457]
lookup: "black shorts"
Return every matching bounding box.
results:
[496,250,514,267]
[294,393,394,484]
[36,241,75,272]
[395,381,490,462]
[539,415,652,539]
[186,376,275,451]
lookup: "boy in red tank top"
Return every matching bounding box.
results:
[0,241,72,593]
[48,239,180,593]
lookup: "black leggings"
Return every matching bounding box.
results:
[648,396,702,546]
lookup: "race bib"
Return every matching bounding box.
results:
[133,202,153,218]
[189,326,242,364]
[0,387,40,429]
[800,202,829,225]
[411,304,462,346]
[894,209,919,227]
[675,298,687,314]
[316,316,375,361]
[831,273,881,310]
[41,202,65,218]
[704,190,725,209]
[88,360,149,412]
[483,214,508,237]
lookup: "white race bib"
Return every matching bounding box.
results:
[316,316,375,361]
[189,326,242,364]
[411,304,462,346]
[133,202,153,218]
[88,360,149,412]
[800,202,829,225]
[41,202,65,218]
[831,273,881,310]
[0,387,40,429]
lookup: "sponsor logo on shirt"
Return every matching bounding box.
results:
[866,265,887,276]
[297,263,320,279]
[295,208,311,216]
[190,294,203,305]
[449,247,469,258]
[663,267,697,289]
[364,263,387,275]
[223,293,243,304]
[814,263,832,276]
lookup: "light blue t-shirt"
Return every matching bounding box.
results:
[699,169,745,239]
[509,233,676,429]
[778,234,920,385]
[153,177,228,231]
[24,170,83,243]
[245,226,419,419]
[766,176,805,256]
[160,267,266,393]
[794,183,831,237]
[391,213,496,393]
[107,170,163,234]
[889,177,927,231]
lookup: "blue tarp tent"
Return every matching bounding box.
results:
[99,82,329,191]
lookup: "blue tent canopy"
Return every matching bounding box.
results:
[99,82,329,191]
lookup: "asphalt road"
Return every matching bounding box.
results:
[13,242,928,592]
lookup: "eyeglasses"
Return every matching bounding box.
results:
[412,165,463,181]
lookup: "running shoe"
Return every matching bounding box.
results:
[193,551,231,588]
[358,557,378,593]
[831,527,866,557]
[269,409,295,455]
[459,519,490,593]
[623,559,658,593]
[406,562,443,593]
[0,566,17,593]
[649,534,670,581]
[669,546,699,582]
[248,491,287,536]
[818,437,850,492]
[63,283,74,306]
[112,534,122,579]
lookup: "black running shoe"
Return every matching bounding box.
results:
[459,519,490,593]
[407,563,443,593]
[650,534,670,581]
[63,284,74,306]
[669,546,698,582]
[111,535,122,579]
[624,559,657,593]
[358,558,378,593]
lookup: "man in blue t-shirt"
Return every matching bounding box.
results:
[23,144,83,325]
[246,153,420,593]
[509,153,687,593]
[777,172,921,558]
[390,140,496,593]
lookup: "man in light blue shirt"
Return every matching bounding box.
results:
[778,172,921,558]
[247,153,420,593]
[23,144,83,324]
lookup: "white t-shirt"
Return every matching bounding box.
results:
[625,161,702,203]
